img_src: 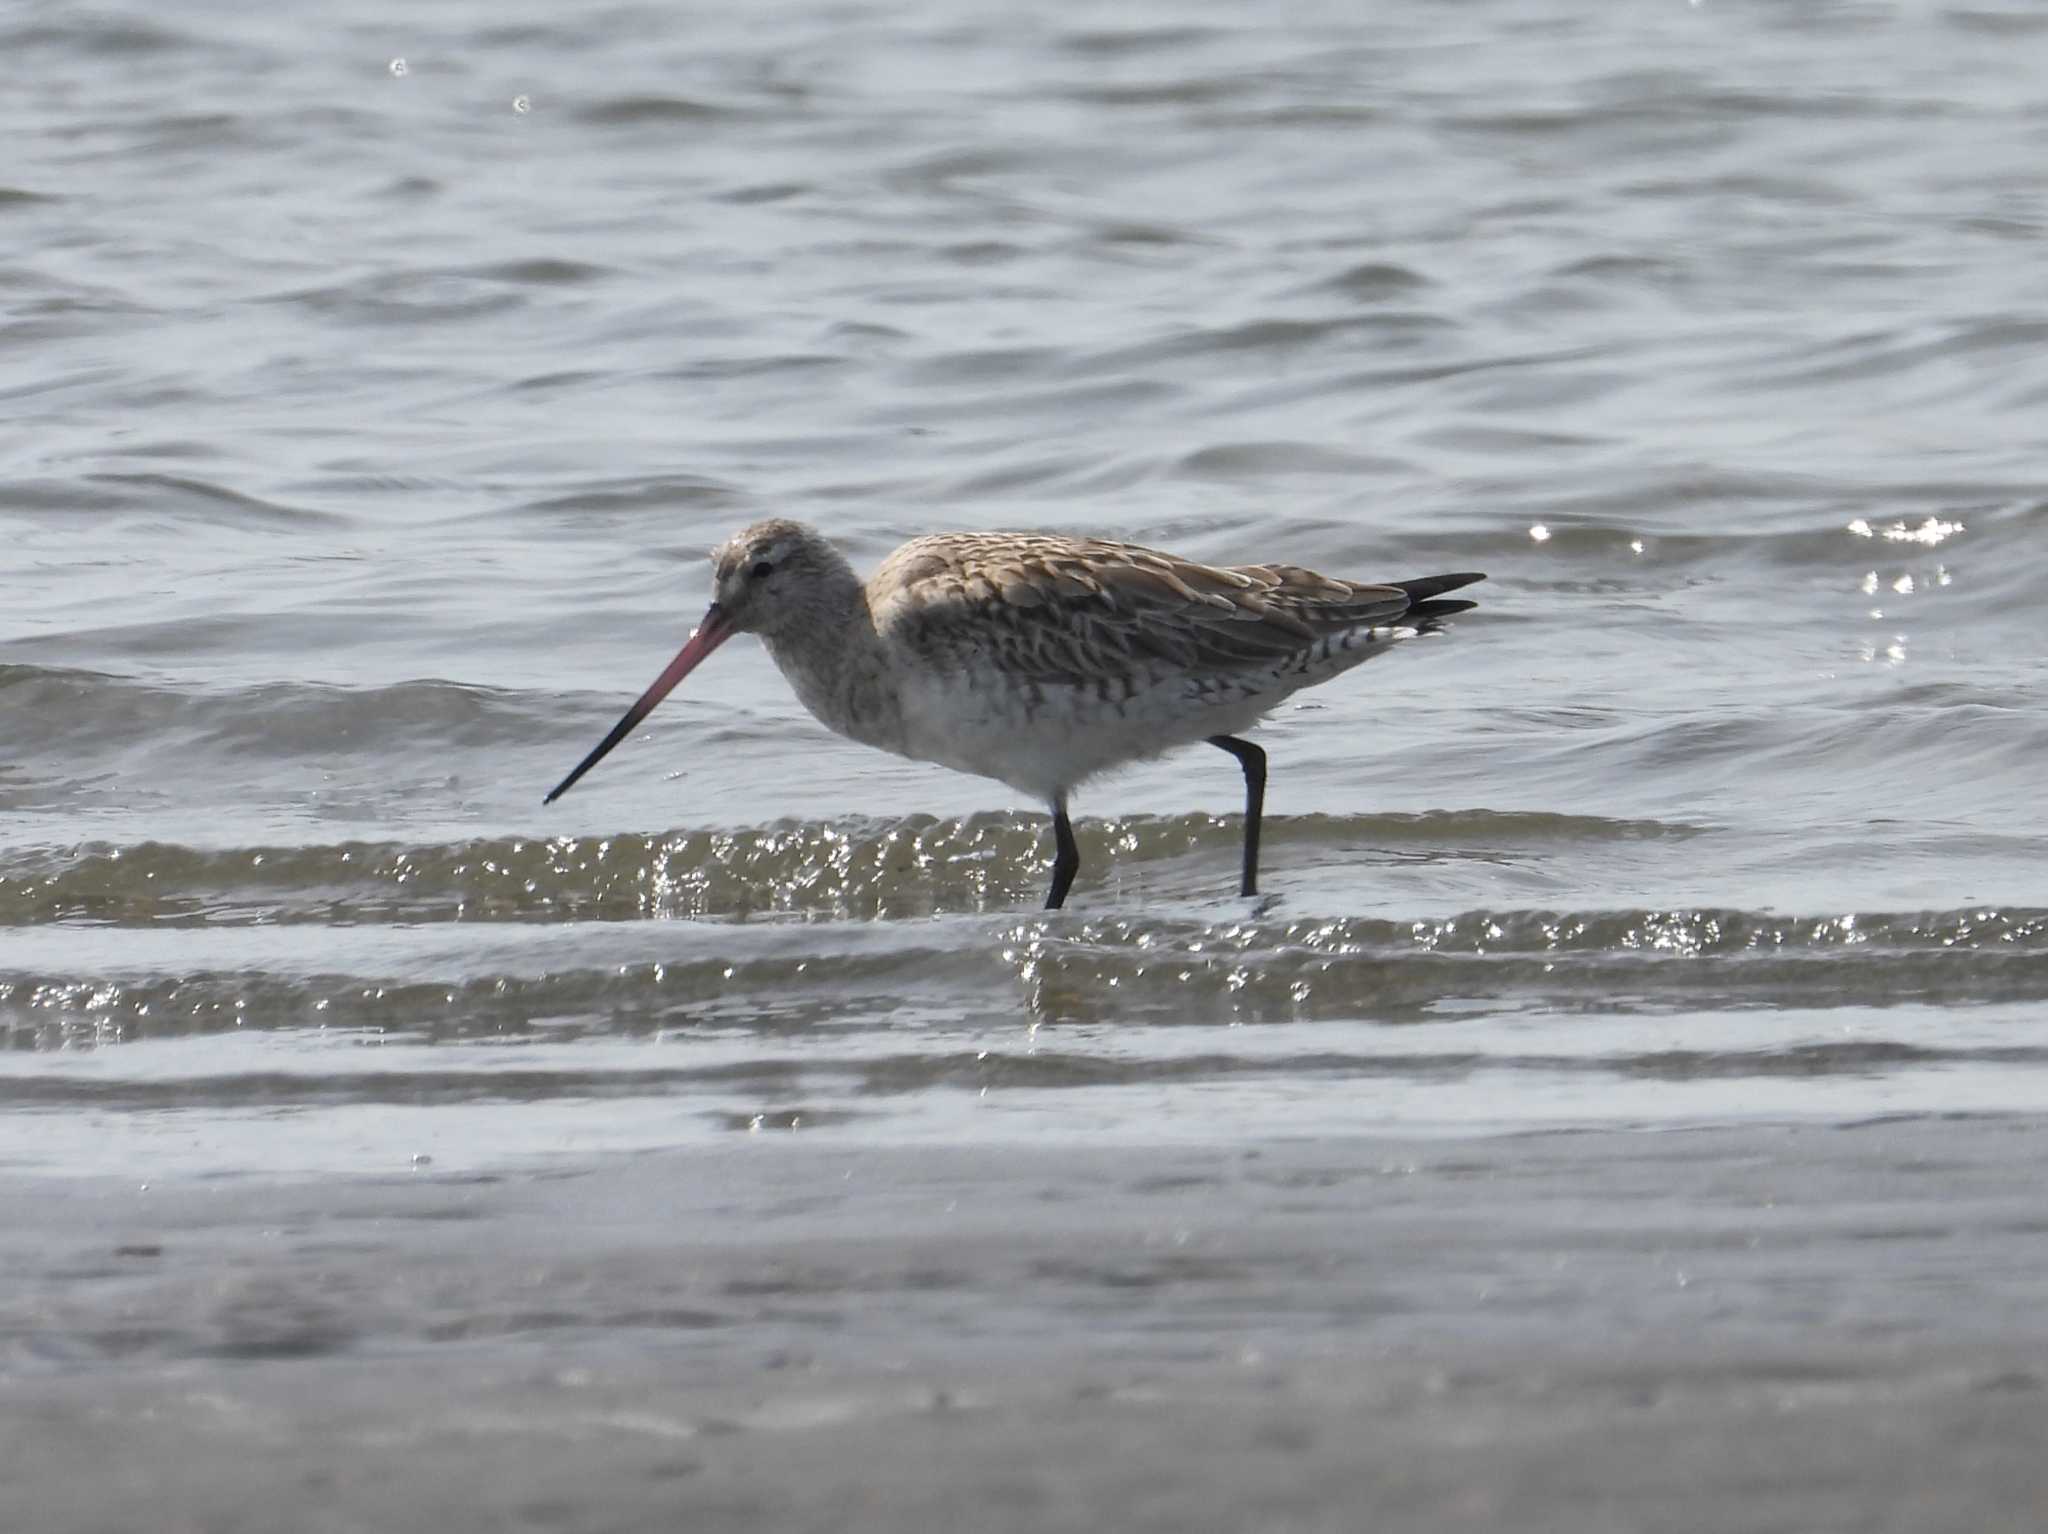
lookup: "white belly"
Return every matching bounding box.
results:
[892,668,1272,801]
[777,622,1420,805]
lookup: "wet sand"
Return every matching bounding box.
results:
[6,1116,2048,1532]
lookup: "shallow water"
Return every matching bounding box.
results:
[7,0,2048,1176]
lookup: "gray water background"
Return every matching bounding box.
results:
[5,0,2048,1172]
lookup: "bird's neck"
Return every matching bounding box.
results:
[759,571,904,752]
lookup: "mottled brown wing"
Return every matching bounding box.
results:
[873,534,1417,688]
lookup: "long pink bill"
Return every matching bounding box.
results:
[542,605,734,805]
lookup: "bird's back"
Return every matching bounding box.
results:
[871,531,1476,679]
[856,532,1482,796]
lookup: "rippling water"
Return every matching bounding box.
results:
[7,0,2048,1179]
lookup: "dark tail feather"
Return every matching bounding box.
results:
[1393,571,1486,605]
[1393,571,1484,630]
[1407,595,1479,621]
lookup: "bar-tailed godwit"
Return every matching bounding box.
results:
[545,520,1483,909]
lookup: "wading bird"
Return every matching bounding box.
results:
[545,519,1482,909]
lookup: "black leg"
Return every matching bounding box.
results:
[1208,735,1266,897]
[1045,795,1079,910]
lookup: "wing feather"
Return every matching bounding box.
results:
[873,533,1423,689]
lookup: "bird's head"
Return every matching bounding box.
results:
[540,518,849,805]
[707,518,845,640]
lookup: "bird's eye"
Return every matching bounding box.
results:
[750,559,774,579]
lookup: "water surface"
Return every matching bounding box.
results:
[8,0,2048,1175]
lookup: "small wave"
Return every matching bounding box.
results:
[264,273,526,326]
[0,812,1701,929]
[0,668,553,772]
[1948,9,2048,34]
[1071,314,1451,376]
[6,896,2045,1052]
[711,181,810,206]
[935,449,1154,501]
[459,258,615,287]
[0,916,991,1050]
[2,17,201,56]
[10,1012,2048,1100]
[573,95,739,126]
[0,1061,814,1110]
[1508,693,2048,809]
[1741,319,2048,393]
[80,471,349,529]
[24,1038,2048,1111]
[1173,441,1412,481]
[1055,26,1221,57]
[1057,77,1259,109]
[0,470,341,527]
[497,474,749,519]
[1411,425,1609,459]
[1305,262,1432,302]
[992,907,2048,1025]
